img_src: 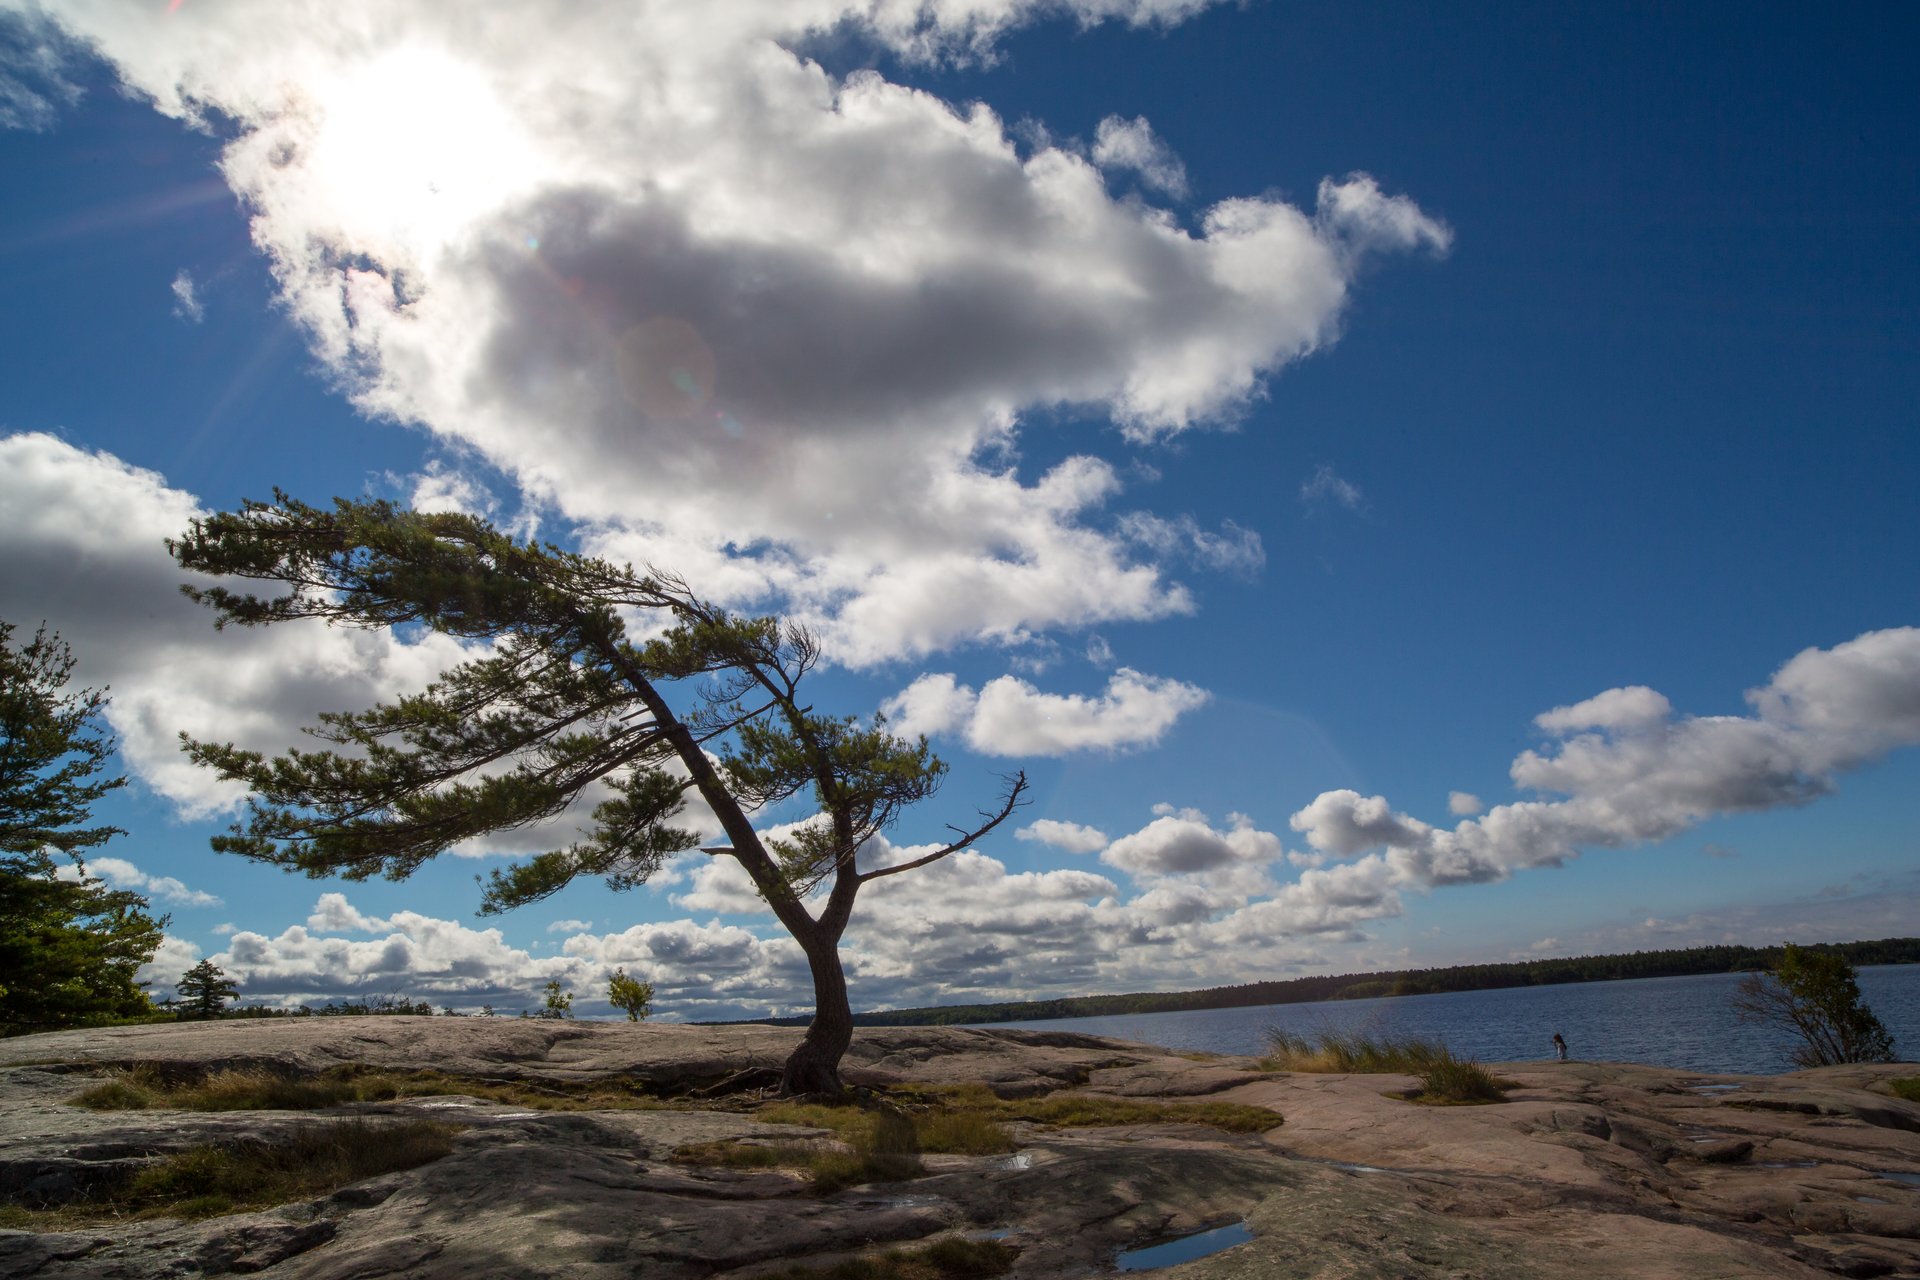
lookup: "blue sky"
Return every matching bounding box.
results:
[3,1,1916,1020]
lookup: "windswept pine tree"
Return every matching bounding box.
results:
[171,495,1024,1094]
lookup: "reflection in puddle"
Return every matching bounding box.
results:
[964,1228,1015,1241]
[1856,1195,1892,1205]
[1329,1161,1395,1175]
[1880,1171,1920,1186]
[1115,1220,1253,1271]
[1756,1160,1820,1170]
[1684,1082,1743,1093]
[1001,1151,1034,1171]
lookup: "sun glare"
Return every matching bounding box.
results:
[305,48,539,260]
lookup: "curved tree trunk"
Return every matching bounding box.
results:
[781,939,853,1096]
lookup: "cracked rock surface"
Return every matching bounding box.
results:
[2,1020,1918,1277]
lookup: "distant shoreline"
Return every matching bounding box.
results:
[728,937,1920,1028]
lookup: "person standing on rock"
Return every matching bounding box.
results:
[1552,1032,1569,1061]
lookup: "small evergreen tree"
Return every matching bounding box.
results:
[0,622,165,1031]
[540,979,573,1019]
[1733,943,1896,1066]
[608,967,653,1022]
[177,958,239,1017]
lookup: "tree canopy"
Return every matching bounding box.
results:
[1733,943,1897,1067]
[171,494,1023,1092]
[0,621,165,1032]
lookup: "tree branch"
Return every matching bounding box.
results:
[856,771,1028,884]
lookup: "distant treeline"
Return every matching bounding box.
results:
[741,937,1920,1028]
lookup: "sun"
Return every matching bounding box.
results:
[302,47,541,262]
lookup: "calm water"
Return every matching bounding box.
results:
[982,965,1920,1076]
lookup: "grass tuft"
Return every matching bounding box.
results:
[1889,1077,1920,1103]
[1410,1057,1510,1105]
[3,1118,458,1225]
[1260,1028,1452,1074]
[1261,1027,1508,1104]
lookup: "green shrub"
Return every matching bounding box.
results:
[1889,1077,1920,1103]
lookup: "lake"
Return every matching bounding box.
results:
[980,964,1920,1076]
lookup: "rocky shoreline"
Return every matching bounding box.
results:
[2,1019,1917,1278]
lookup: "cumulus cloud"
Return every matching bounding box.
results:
[1016,818,1109,854]
[1447,790,1484,817]
[19,1,1446,666]
[883,667,1209,755]
[1090,114,1188,198]
[1269,628,1920,937]
[0,432,476,817]
[57,855,221,908]
[1101,806,1281,877]
[1300,463,1364,512]
[547,918,593,934]
[168,269,202,322]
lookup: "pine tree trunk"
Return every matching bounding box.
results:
[781,939,853,1096]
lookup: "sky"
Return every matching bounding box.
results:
[2,0,1917,1021]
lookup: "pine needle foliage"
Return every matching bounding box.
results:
[168,495,1025,1093]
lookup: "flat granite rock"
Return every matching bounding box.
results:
[3,1021,1918,1278]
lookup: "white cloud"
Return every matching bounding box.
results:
[0,432,477,818]
[169,269,202,322]
[883,666,1209,755]
[1289,790,1432,859]
[1278,627,1920,918]
[1534,685,1671,735]
[21,1,1446,667]
[547,918,593,934]
[1115,512,1264,575]
[137,933,202,992]
[307,892,390,934]
[1090,113,1188,198]
[1447,790,1484,817]
[1016,818,1109,854]
[1101,807,1282,878]
[0,9,80,131]
[1300,463,1364,511]
[61,855,222,908]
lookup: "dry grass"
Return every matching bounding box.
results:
[762,1238,1015,1279]
[1261,1029,1508,1105]
[69,1064,674,1113]
[0,1118,457,1227]
[888,1083,1277,1134]
[1260,1028,1451,1074]
[672,1110,921,1193]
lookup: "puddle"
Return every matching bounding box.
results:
[1855,1196,1892,1205]
[1756,1160,1821,1170]
[1328,1161,1395,1175]
[860,1193,946,1210]
[965,1228,1016,1241]
[1000,1152,1034,1171]
[1683,1083,1742,1094]
[1879,1171,1920,1186]
[414,1100,479,1109]
[1115,1220,1253,1272]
